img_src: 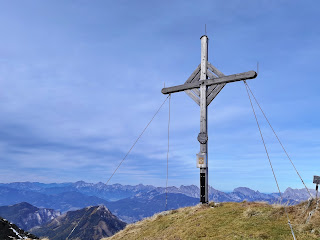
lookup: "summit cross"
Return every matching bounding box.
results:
[161,35,257,204]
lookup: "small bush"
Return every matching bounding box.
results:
[170,209,178,214]
[243,207,261,218]
[258,233,270,239]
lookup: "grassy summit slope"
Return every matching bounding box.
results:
[104,201,320,240]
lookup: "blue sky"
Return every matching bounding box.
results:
[0,1,319,192]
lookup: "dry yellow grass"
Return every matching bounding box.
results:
[102,200,320,240]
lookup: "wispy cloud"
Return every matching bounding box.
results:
[0,1,319,192]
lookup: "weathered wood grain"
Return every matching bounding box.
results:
[161,71,257,94]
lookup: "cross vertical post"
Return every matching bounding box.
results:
[199,35,208,203]
[314,175,320,206]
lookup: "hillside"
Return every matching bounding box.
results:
[30,205,126,240]
[105,200,320,240]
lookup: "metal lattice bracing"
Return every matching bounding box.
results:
[182,62,231,106]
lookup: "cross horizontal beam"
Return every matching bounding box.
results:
[161,71,257,95]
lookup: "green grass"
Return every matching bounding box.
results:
[103,201,320,240]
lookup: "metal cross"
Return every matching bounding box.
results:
[161,35,257,204]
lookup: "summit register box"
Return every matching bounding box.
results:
[196,153,206,168]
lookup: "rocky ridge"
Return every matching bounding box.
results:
[0,202,61,230]
[0,216,38,240]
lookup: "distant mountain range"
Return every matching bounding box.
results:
[0,181,155,201]
[0,181,316,223]
[0,186,109,212]
[30,205,126,240]
[107,193,199,223]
